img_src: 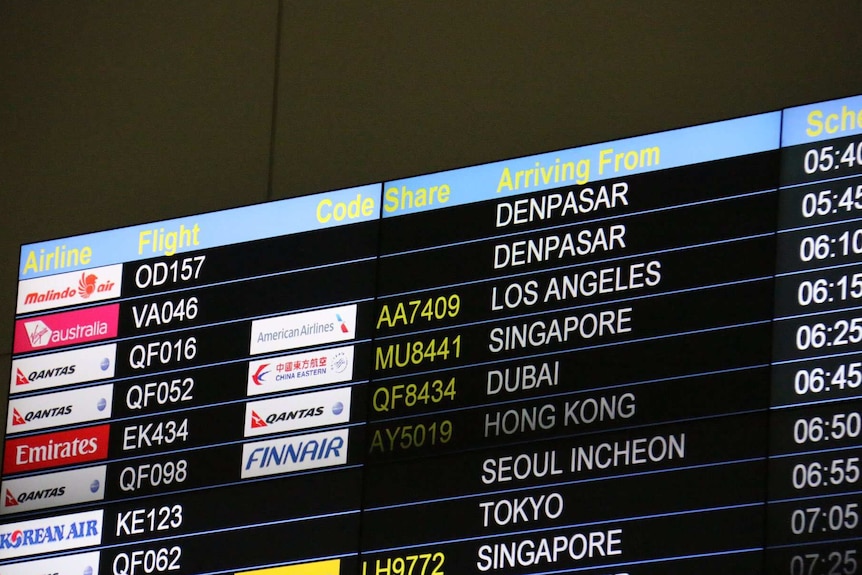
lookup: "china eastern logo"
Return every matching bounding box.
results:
[16,264,123,314]
[13,304,119,354]
[246,346,355,397]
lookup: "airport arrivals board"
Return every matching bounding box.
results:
[2,94,862,575]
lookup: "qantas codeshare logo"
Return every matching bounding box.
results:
[11,344,116,395]
[13,304,119,353]
[1,466,107,515]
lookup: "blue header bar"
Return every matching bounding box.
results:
[19,184,382,279]
[381,112,781,217]
[782,94,862,147]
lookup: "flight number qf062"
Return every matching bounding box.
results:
[363,552,445,575]
[377,294,460,329]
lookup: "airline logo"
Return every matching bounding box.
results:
[249,304,357,355]
[241,428,349,479]
[13,304,119,354]
[0,509,103,560]
[10,343,116,395]
[17,264,123,314]
[1,465,107,515]
[244,387,352,437]
[0,550,100,575]
[3,424,110,475]
[247,345,354,396]
[6,384,113,434]
[237,559,340,575]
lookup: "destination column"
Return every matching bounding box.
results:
[362,115,782,574]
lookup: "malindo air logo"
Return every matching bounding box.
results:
[17,263,123,314]
[249,304,357,355]
[0,509,103,559]
[7,384,113,435]
[244,387,352,437]
[10,343,117,395]
[1,466,107,515]
[246,345,355,397]
[241,428,349,479]
[13,304,119,354]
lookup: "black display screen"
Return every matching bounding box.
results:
[2,94,861,575]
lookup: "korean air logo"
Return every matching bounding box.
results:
[336,313,349,334]
[252,364,270,386]
[24,320,52,348]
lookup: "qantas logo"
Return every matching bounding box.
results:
[251,411,267,428]
[5,488,18,506]
[4,486,66,507]
[15,365,76,387]
[11,405,73,426]
[10,344,116,395]
[252,364,269,386]
[7,385,113,435]
[1,466,107,515]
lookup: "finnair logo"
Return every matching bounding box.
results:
[241,428,349,479]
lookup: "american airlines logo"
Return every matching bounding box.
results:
[246,345,354,397]
[0,551,101,575]
[241,428,349,479]
[3,424,110,475]
[13,304,119,354]
[16,264,123,314]
[249,304,357,356]
[6,384,113,435]
[0,509,103,560]
[1,465,107,515]
[244,387,352,437]
[10,343,116,395]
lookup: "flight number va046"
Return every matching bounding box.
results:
[126,378,194,410]
[116,505,183,536]
[112,546,181,575]
[132,297,198,329]
[363,553,445,575]
[122,418,189,451]
[134,255,205,289]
